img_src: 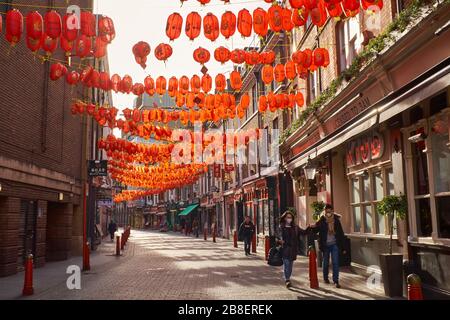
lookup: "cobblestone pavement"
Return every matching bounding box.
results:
[1,229,387,300]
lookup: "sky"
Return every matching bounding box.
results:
[93,0,272,111]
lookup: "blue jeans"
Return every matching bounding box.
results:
[282,258,294,281]
[323,244,339,283]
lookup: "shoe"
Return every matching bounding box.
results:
[285,280,292,288]
[324,279,330,284]
[335,282,341,288]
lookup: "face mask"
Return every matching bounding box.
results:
[326,211,333,217]
[286,218,292,224]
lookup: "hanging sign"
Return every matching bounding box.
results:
[88,160,108,177]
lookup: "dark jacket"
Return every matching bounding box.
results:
[238,221,255,239]
[279,224,308,261]
[310,214,345,251]
[108,222,117,235]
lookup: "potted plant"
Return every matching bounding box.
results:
[376,195,407,297]
[311,201,325,222]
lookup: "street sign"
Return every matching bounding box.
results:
[88,160,108,177]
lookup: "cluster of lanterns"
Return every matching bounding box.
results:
[0,9,115,58]
[258,91,305,112]
[132,41,173,68]
[166,0,383,42]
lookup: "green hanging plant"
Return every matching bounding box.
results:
[377,195,408,255]
[311,201,326,222]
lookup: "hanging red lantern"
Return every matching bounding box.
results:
[325,1,343,17]
[281,8,294,32]
[253,8,269,38]
[80,11,96,37]
[302,48,313,68]
[215,74,226,92]
[311,1,327,27]
[166,12,183,41]
[132,83,145,96]
[98,16,115,43]
[230,71,242,91]
[156,76,167,96]
[66,70,80,85]
[94,37,107,58]
[201,74,212,93]
[185,12,202,41]
[312,48,325,67]
[342,0,360,17]
[144,76,155,96]
[193,47,211,65]
[26,11,43,40]
[99,72,111,91]
[75,35,92,58]
[26,36,42,52]
[42,34,58,55]
[214,46,230,64]
[285,60,297,80]
[80,65,94,84]
[274,64,286,83]
[237,9,252,38]
[50,63,67,81]
[133,41,151,69]
[296,64,309,80]
[230,49,246,64]
[203,13,219,42]
[62,13,79,41]
[268,4,283,33]
[220,11,236,40]
[261,65,274,85]
[168,77,179,97]
[295,92,304,107]
[260,50,276,64]
[197,0,211,5]
[179,76,190,95]
[155,43,173,62]
[362,0,384,11]
[303,0,319,10]
[44,10,61,39]
[258,95,268,112]
[60,36,73,55]
[191,75,201,94]
[121,75,133,94]
[5,9,23,46]
[292,7,309,27]
[289,0,304,8]
[292,50,306,65]
[245,50,260,66]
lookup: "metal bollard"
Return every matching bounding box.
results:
[22,254,34,296]
[407,274,424,300]
[308,246,319,289]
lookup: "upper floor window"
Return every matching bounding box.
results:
[337,16,361,73]
[308,70,319,102]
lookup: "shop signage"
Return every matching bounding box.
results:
[213,164,222,178]
[346,131,385,167]
[291,129,321,159]
[327,96,371,134]
[88,160,108,177]
[255,178,267,190]
[224,164,234,172]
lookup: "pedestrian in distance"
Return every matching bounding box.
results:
[108,220,118,241]
[238,215,255,256]
[277,211,308,288]
[192,218,199,238]
[309,203,346,288]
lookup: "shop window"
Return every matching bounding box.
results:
[364,205,373,233]
[352,206,361,232]
[429,92,447,117]
[411,129,429,195]
[416,198,432,237]
[436,196,450,238]
[431,118,450,193]
[257,200,264,233]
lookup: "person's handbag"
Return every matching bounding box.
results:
[267,246,283,267]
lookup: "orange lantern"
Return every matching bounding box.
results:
[295,92,304,107]
[94,37,107,58]
[230,49,246,64]
[260,50,276,64]
[176,92,186,107]
[120,75,133,93]
[179,76,190,95]
[156,76,167,96]
[258,95,268,112]
[98,15,115,43]
[289,0,304,8]
[274,64,286,83]
[26,11,43,40]
[193,47,211,65]
[132,83,145,96]
[311,2,327,27]
[80,11,96,37]
[44,10,62,39]
[240,93,250,109]
[342,0,360,17]
[253,8,268,38]
[215,74,226,92]
[302,48,313,68]
[261,65,274,85]
[268,4,283,33]
[214,46,230,64]
[166,12,183,41]
[325,1,343,17]
[245,50,260,66]
[220,11,236,39]
[203,13,219,42]
[285,60,297,80]
[168,77,179,97]
[281,8,294,32]
[133,41,151,69]
[185,12,202,41]
[201,74,212,93]
[230,71,242,91]
[237,9,252,38]
[144,76,155,96]
[292,50,306,65]
[155,43,173,62]
[292,7,309,27]
[190,75,201,94]
[5,9,23,46]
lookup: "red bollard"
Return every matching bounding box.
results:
[407,274,424,300]
[308,246,319,289]
[115,235,121,256]
[233,231,238,248]
[203,228,207,241]
[251,232,257,253]
[213,228,216,243]
[83,242,90,271]
[121,232,125,250]
[265,236,270,261]
[22,254,34,296]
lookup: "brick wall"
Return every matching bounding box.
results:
[0,197,21,276]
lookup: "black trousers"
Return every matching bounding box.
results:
[243,236,251,254]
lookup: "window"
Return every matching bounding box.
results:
[251,85,257,116]
[308,71,319,102]
[258,200,264,234]
[337,17,361,73]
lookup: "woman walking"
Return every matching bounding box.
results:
[278,211,308,288]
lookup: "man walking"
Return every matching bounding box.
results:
[238,215,255,256]
[108,220,117,241]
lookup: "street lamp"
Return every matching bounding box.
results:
[303,156,317,180]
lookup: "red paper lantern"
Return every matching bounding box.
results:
[302,48,313,68]
[26,11,43,40]
[42,34,58,55]
[197,0,211,5]
[230,49,246,64]
[50,63,67,81]
[155,43,173,62]
[268,4,283,33]
[215,74,226,92]
[5,9,23,46]
[144,76,155,96]
[168,77,179,97]
[342,0,360,17]
[80,11,96,37]
[289,0,304,8]
[325,2,343,17]
[245,50,260,66]
[66,70,80,85]
[261,65,274,85]
[133,41,151,69]
[292,50,306,65]
[214,46,230,64]
[285,60,297,80]
[94,37,107,58]
[99,72,111,90]
[253,8,268,38]
[220,11,236,40]
[44,10,61,39]
[274,64,286,83]
[156,76,167,96]
[62,13,79,41]
[203,13,219,42]
[185,12,202,41]
[230,71,242,91]
[26,36,42,52]
[362,0,384,11]
[281,8,294,32]
[201,74,212,93]
[258,95,268,112]
[179,76,190,95]
[75,35,92,58]
[295,92,304,107]
[60,36,73,55]
[310,2,327,27]
[260,50,276,64]
[292,7,309,27]
[98,16,115,43]
[121,75,133,94]
[193,47,211,65]
[132,83,145,96]
[237,9,252,38]
[166,12,183,41]
[191,75,201,94]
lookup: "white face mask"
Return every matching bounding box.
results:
[286,218,293,224]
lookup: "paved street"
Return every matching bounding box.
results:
[0,229,386,300]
